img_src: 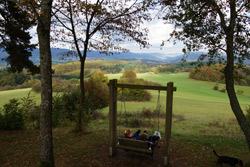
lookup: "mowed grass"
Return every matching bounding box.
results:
[106,72,250,118]
[0,88,41,107]
[105,72,250,165]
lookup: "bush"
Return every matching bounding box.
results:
[84,78,109,111]
[31,82,41,93]
[0,99,25,130]
[118,88,152,101]
[52,91,80,128]
[90,70,108,84]
[219,88,226,93]
[19,93,40,129]
[143,108,153,117]
[237,90,244,95]
[27,107,40,129]
[213,85,219,91]
[51,79,109,128]
[117,70,154,101]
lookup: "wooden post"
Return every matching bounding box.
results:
[109,79,117,156]
[164,82,174,166]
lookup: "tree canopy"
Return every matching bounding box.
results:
[0,0,39,74]
[162,0,250,151]
[163,0,250,62]
[52,0,152,131]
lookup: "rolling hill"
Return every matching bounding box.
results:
[0,48,205,66]
[1,48,250,66]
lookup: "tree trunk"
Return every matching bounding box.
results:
[76,57,85,132]
[76,44,87,132]
[37,0,54,166]
[225,35,250,152]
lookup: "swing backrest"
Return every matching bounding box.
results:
[118,137,149,149]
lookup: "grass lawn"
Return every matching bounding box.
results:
[0,88,41,107]
[0,72,250,166]
[104,72,250,166]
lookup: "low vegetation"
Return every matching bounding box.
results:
[0,76,109,130]
[117,70,160,101]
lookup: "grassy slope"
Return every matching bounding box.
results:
[106,72,250,165]
[106,72,250,117]
[0,72,250,166]
[0,88,41,107]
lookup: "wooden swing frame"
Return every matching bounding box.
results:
[108,79,176,167]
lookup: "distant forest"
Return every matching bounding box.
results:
[1,59,250,91]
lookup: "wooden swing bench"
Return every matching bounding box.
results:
[109,80,176,166]
[116,137,154,156]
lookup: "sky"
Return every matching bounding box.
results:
[29,9,185,58]
[120,19,185,57]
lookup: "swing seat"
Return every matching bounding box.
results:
[116,137,153,156]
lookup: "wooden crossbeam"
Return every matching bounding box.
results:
[113,83,177,91]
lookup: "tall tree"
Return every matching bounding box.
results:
[52,0,152,131]
[37,0,54,166]
[162,0,250,151]
[0,0,39,74]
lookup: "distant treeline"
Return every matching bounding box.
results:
[189,64,250,86]
[52,59,199,76]
[1,60,227,91]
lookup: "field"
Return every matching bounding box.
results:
[0,72,250,166]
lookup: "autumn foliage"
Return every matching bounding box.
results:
[118,71,160,101]
[189,64,223,82]
[84,78,109,111]
[189,64,250,86]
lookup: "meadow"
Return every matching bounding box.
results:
[0,72,250,166]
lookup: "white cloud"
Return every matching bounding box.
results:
[30,15,184,57]
[121,19,184,56]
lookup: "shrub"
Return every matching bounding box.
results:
[51,79,109,128]
[118,88,152,101]
[143,108,153,117]
[219,88,226,93]
[117,71,155,101]
[19,93,40,129]
[90,70,108,84]
[52,90,80,126]
[84,78,109,111]
[213,85,219,91]
[28,107,40,129]
[31,82,41,93]
[237,90,244,95]
[0,99,25,130]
